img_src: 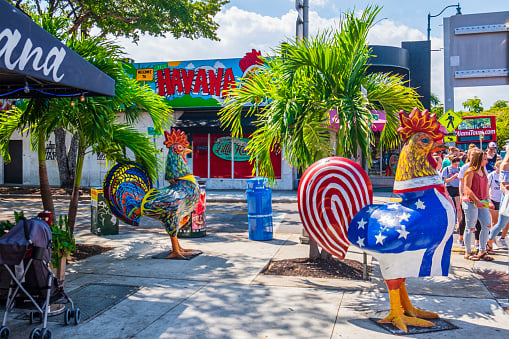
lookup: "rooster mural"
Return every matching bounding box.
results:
[103,129,200,259]
[299,108,454,332]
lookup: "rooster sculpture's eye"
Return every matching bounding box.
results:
[172,144,184,154]
[421,138,429,144]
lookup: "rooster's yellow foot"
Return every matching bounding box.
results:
[378,312,435,332]
[399,283,440,319]
[404,307,439,319]
[180,248,197,254]
[165,251,186,259]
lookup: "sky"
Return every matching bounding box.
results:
[118,0,509,111]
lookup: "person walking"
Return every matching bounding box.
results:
[486,142,501,173]
[462,150,493,261]
[458,147,481,250]
[487,148,509,251]
[442,157,462,228]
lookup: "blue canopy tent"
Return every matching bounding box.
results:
[0,0,115,99]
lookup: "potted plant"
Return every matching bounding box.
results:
[50,215,76,285]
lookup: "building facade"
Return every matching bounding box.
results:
[1,42,430,190]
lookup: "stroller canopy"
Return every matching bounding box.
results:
[0,218,52,265]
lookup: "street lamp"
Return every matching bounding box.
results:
[427,3,462,40]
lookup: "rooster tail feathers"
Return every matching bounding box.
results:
[298,157,373,258]
[103,162,153,226]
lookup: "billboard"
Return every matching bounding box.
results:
[124,50,263,108]
[445,11,509,88]
[455,115,497,145]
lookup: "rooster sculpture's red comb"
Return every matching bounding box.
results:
[164,129,190,149]
[397,108,443,142]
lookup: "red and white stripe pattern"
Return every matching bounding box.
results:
[298,157,373,258]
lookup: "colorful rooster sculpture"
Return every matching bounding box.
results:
[299,108,454,332]
[103,129,200,259]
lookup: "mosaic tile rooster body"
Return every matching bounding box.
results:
[104,129,200,259]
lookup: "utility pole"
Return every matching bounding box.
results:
[295,0,309,40]
[296,0,321,258]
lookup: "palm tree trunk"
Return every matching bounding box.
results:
[67,139,85,236]
[55,128,79,188]
[38,133,56,223]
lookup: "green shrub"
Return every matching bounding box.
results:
[50,215,76,268]
[0,211,24,236]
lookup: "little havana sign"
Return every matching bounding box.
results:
[212,137,250,161]
[0,27,66,82]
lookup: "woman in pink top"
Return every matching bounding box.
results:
[462,150,494,261]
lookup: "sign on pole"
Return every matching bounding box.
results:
[444,135,457,143]
[438,110,463,133]
[147,127,161,136]
[136,69,154,81]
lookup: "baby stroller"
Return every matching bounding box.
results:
[0,217,80,339]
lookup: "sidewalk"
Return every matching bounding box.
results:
[0,191,508,338]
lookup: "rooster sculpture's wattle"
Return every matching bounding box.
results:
[298,108,455,332]
[103,129,200,259]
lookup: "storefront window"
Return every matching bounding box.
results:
[193,133,281,179]
[368,132,400,177]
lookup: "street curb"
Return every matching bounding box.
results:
[0,194,91,200]
[0,194,296,204]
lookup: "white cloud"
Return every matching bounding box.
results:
[118,6,503,110]
[214,61,226,68]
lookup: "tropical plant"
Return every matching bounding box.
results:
[462,97,484,113]
[219,6,423,180]
[0,16,172,235]
[0,211,24,236]
[219,6,423,259]
[490,99,508,110]
[9,0,228,41]
[50,215,76,268]
[8,1,228,191]
[430,93,444,117]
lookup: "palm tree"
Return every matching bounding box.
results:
[42,34,172,235]
[220,5,422,178]
[0,18,171,234]
[218,6,423,258]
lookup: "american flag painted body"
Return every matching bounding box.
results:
[298,157,373,259]
[298,109,455,332]
[349,183,455,279]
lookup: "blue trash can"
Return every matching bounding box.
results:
[247,177,273,241]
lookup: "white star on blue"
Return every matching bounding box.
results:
[348,189,453,278]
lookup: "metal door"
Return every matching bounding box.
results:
[4,140,23,184]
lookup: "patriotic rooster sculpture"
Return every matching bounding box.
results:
[103,129,200,259]
[298,108,454,332]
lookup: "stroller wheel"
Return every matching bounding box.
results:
[40,328,51,339]
[29,328,41,339]
[64,309,72,326]
[0,326,9,339]
[73,308,81,325]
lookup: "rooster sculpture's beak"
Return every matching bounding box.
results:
[182,148,192,163]
[427,141,447,169]
[431,141,447,153]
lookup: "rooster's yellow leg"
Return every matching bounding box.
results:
[177,218,197,254]
[400,282,439,319]
[379,279,435,332]
[166,236,186,259]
